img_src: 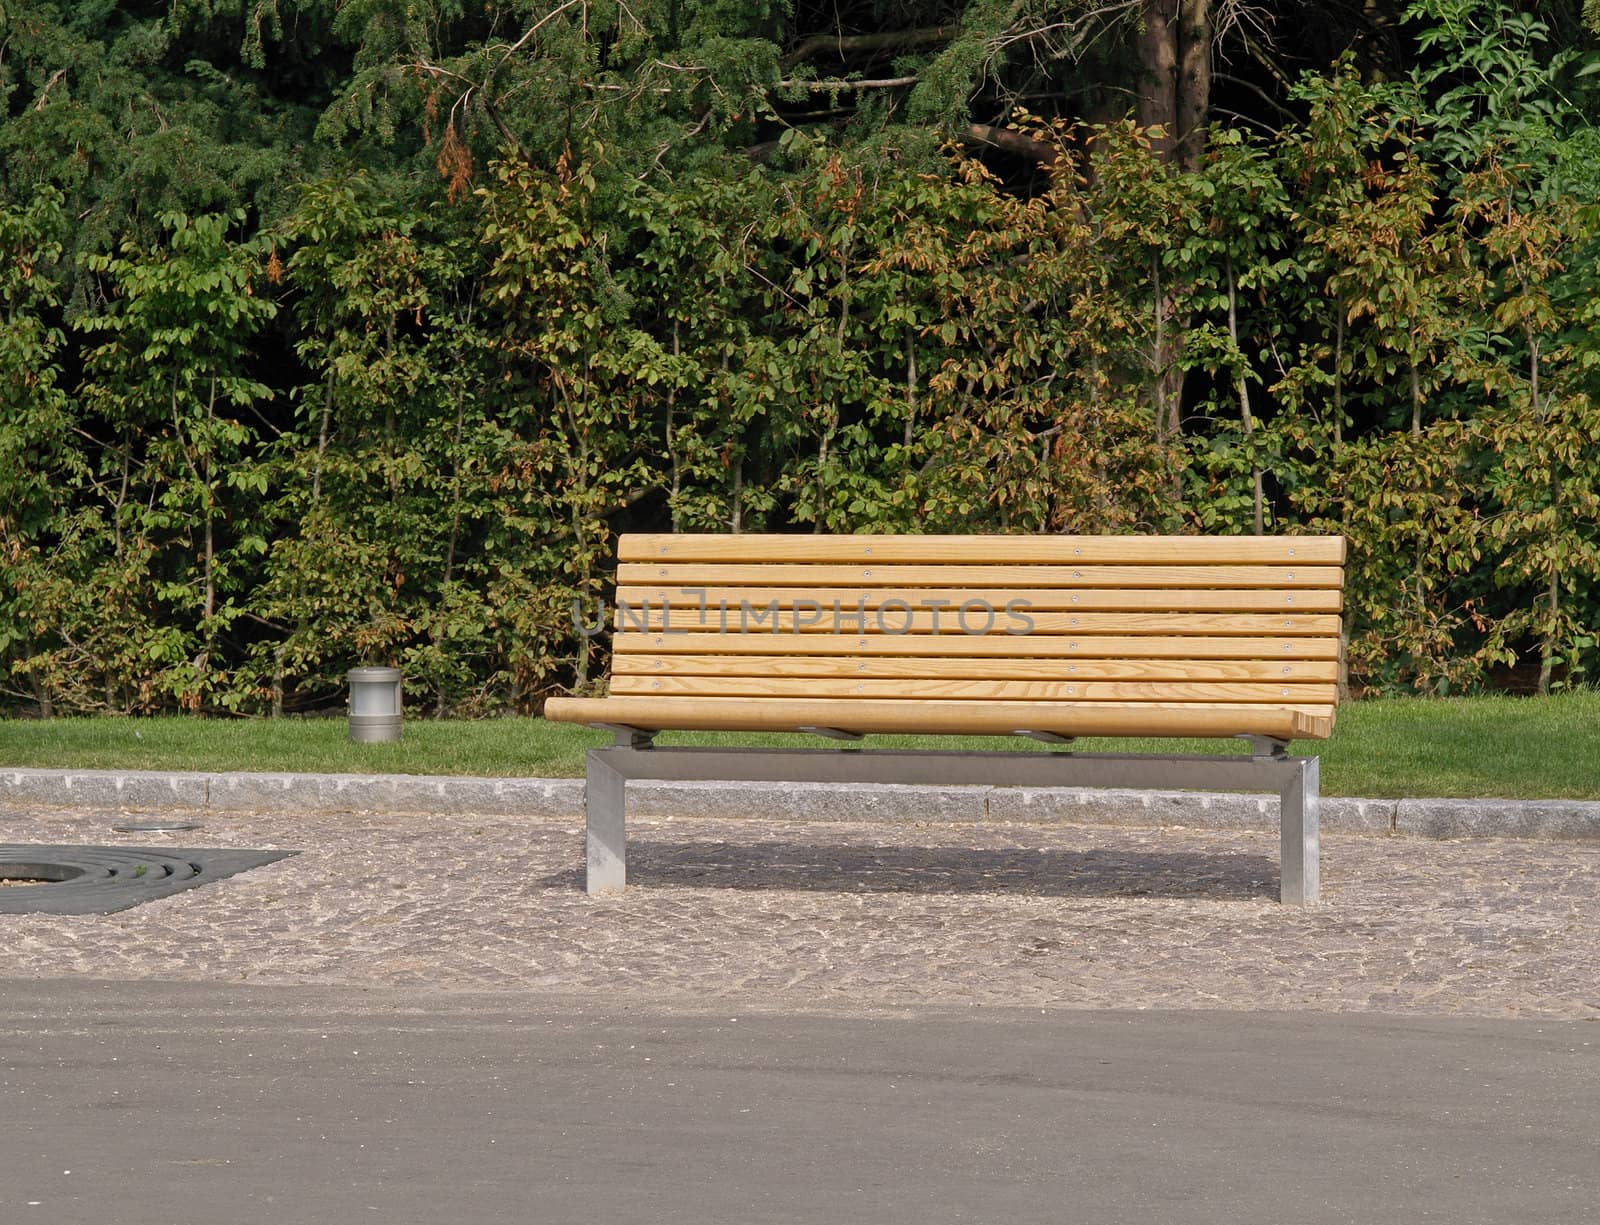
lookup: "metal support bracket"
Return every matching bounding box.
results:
[797,726,865,742]
[1237,734,1289,759]
[590,723,656,750]
[1013,730,1077,747]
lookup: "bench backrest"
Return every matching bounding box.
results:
[606,533,1345,740]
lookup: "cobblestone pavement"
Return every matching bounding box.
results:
[3,804,1599,1019]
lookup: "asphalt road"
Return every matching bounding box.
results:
[1,981,1596,1224]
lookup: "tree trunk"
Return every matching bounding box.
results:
[1537,571,1557,696]
[312,369,334,503]
[905,332,917,451]
[817,232,853,530]
[1333,305,1345,445]
[815,425,834,532]
[115,426,131,556]
[442,398,467,588]
[1226,256,1264,534]
[436,393,470,717]
[1528,335,1541,416]
[564,387,592,691]
[203,376,216,627]
[667,321,682,531]
[1531,336,1556,698]
[1337,623,1351,703]
[1175,0,1212,172]
[384,319,399,498]
[723,351,743,533]
[272,645,285,719]
[1137,0,1180,164]
[1150,255,1183,440]
[1137,0,1211,170]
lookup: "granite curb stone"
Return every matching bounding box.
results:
[206,771,583,818]
[3,765,1598,839]
[1393,796,1600,840]
[0,768,211,811]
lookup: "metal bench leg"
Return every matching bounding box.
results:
[1279,757,1320,906]
[585,751,627,896]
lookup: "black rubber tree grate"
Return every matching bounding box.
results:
[0,845,297,915]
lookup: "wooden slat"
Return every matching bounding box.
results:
[612,633,1342,660]
[608,676,1340,704]
[543,695,1336,740]
[620,533,1346,566]
[615,609,1342,637]
[551,532,1349,743]
[616,563,1344,589]
[613,654,1341,683]
[617,586,1343,613]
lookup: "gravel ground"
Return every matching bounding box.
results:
[3,804,1598,1019]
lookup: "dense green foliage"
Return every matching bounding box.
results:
[3,0,1599,716]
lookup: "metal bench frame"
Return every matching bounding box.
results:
[583,728,1320,905]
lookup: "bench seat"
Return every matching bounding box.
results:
[545,696,1333,741]
[545,531,1343,743]
[543,532,1345,905]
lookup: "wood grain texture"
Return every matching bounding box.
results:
[619,533,1346,565]
[616,562,1344,589]
[607,675,1340,703]
[614,609,1342,637]
[616,585,1343,613]
[612,654,1342,682]
[543,695,1336,740]
[610,632,1342,659]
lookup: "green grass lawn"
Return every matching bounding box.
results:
[1,691,1597,799]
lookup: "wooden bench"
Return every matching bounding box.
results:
[544,533,1345,905]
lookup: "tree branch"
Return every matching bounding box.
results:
[780,26,955,69]
[777,75,920,91]
[33,67,66,111]
[489,0,585,69]
[965,122,1059,165]
[1213,72,1295,124]
[415,59,535,165]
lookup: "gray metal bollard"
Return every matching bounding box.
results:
[348,667,403,743]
